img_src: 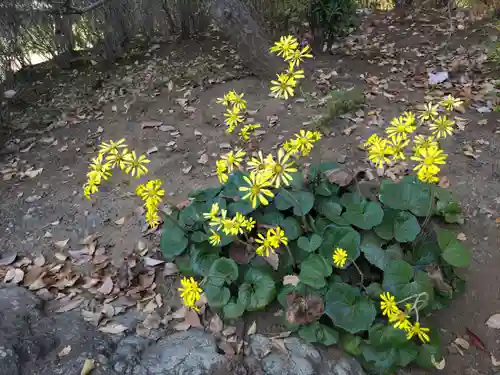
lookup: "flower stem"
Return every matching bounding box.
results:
[351,260,366,290]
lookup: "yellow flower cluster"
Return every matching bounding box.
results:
[83,139,165,228]
[204,203,256,243]
[269,35,313,99]
[255,226,288,257]
[364,96,461,184]
[380,292,431,343]
[283,130,322,157]
[178,276,203,311]
[217,90,261,142]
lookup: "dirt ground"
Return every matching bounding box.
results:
[1,9,500,375]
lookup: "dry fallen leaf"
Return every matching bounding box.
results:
[58,345,72,357]
[115,217,126,225]
[456,233,467,241]
[4,268,24,284]
[143,257,164,267]
[431,355,446,370]
[163,262,178,276]
[172,306,187,319]
[24,167,43,178]
[454,337,470,350]
[54,239,69,250]
[98,322,128,334]
[55,297,85,313]
[247,321,257,336]
[492,353,500,366]
[209,314,224,334]
[325,169,353,187]
[97,276,114,295]
[0,252,17,266]
[485,313,500,329]
[80,358,95,375]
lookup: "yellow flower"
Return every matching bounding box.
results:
[221,149,246,172]
[294,130,315,156]
[123,151,150,178]
[363,134,382,148]
[268,226,288,247]
[332,247,348,268]
[239,172,275,208]
[145,208,161,228]
[440,95,463,111]
[407,322,430,343]
[209,230,221,246]
[419,102,439,121]
[402,111,416,126]
[255,232,276,257]
[178,277,203,311]
[224,105,244,129]
[411,146,447,174]
[230,91,247,111]
[216,92,235,107]
[203,203,220,220]
[285,64,305,81]
[247,151,269,174]
[368,139,392,168]
[429,115,454,139]
[209,209,227,230]
[286,45,313,68]
[413,135,438,154]
[89,153,112,180]
[83,172,101,199]
[216,160,229,184]
[387,135,409,161]
[270,73,296,100]
[417,168,439,183]
[311,131,322,142]
[136,179,164,206]
[269,35,298,59]
[389,309,413,332]
[232,212,247,235]
[386,116,416,139]
[265,148,297,188]
[106,148,130,170]
[99,138,127,155]
[220,217,236,236]
[243,217,256,231]
[380,292,400,318]
[238,124,260,141]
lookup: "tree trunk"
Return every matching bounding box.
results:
[209,0,283,79]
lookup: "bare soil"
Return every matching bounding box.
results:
[1,9,499,375]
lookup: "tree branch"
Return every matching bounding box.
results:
[6,0,111,14]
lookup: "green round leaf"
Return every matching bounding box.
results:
[360,344,399,373]
[299,254,332,289]
[369,323,408,348]
[319,226,360,263]
[191,244,220,277]
[316,197,349,225]
[308,162,339,181]
[244,268,277,310]
[288,171,306,190]
[290,191,315,216]
[380,179,432,217]
[341,333,362,356]
[297,234,323,253]
[360,231,391,271]
[414,329,442,369]
[223,298,246,319]
[191,231,208,243]
[315,179,337,196]
[178,202,207,228]
[160,216,188,260]
[365,282,384,300]
[188,187,222,202]
[342,201,384,230]
[257,210,284,226]
[382,260,414,298]
[373,209,397,240]
[398,343,419,367]
[394,211,420,243]
[208,258,239,286]
[281,217,303,240]
[205,284,230,308]
[228,200,254,216]
[325,282,376,333]
[437,229,471,267]
[298,322,339,346]
[340,191,364,210]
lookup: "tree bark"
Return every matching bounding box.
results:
[209,0,283,79]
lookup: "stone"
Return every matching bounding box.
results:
[129,329,228,375]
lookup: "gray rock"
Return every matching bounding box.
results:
[250,334,365,375]
[130,329,228,375]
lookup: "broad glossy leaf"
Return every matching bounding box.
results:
[325,282,376,333]
[320,225,360,263]
[298,322,339,346]
[437,229,471,267]
[299,254,332,289]
[208,258,239,286]
[244,268,276,310]
[342,201,384,230]
[382,260,414,298]
[160,216,188,259]
[297,234,323,253]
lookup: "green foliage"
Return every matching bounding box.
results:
[310,0,359,42]
[315,89,365,127]
[161,168,470,374]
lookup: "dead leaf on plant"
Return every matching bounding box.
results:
[285,292,324,325]
[283,275,300,286]
[209,313,224,334]
[247,321,257,336]
[228,242,253,264]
